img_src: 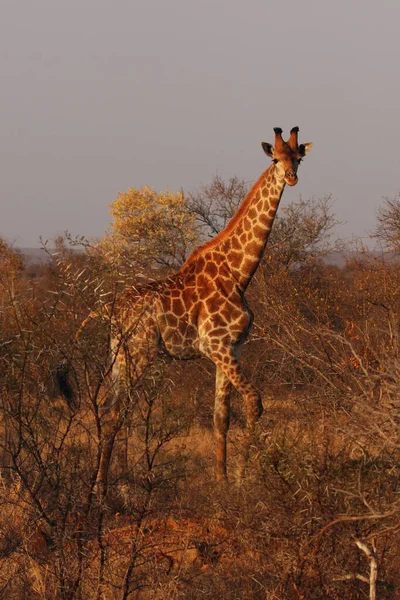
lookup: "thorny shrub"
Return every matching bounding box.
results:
[0,235,399,598]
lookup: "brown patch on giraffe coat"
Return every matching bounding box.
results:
[217,278,235,297]
[205,261,218,279]
[166,313,178,328]
[227,251,242,269]
[256,200,264,211]
[243,218,251,232]
[229,306,246,322]
[171,330,184,344]
[221,307,234,322]
[182,284,196,305]
[211,251,225,263]
[195,256,205,272]
[269,195,279,207]
[196,272,213,296]
[190,291,199,306]
[246,240,261,257]
[253,224,266,239]
[209,327,230,338]
[241,258,256,276]
[247,207,257,220]
[172,299,185,317]
[231,236,241,250]
[259,213,271,227]
[201,321,213,334]
[211,313,229,329]
[206,295,223,314]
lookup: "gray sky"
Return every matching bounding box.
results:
[1,0,399,247]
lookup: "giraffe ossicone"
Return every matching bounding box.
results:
[60,127,312,486]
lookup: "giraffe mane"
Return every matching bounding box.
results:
[179,164,273,271]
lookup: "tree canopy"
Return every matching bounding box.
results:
[104,186,200,270]
[374,194,400,252]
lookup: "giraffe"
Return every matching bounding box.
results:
[59,127,312,487]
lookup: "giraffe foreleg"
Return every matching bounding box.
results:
[214,367,231,481]
[203,341,263,479]
[212,350,263,427]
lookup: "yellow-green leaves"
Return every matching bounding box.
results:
[104,186,200,271]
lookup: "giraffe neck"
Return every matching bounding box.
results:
[181,163,286,290]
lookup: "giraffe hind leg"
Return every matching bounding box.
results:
[96,319,160,494]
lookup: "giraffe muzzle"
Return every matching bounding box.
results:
[285,171,298,186]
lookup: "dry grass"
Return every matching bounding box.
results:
[2,246,400,598]
[1,387,399,599]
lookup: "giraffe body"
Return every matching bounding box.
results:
[64,127,312,486]
[111,260,259,482]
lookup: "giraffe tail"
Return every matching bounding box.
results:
[56,358,76,407]
[56,308,106,408]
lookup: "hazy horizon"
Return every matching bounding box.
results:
[1,0,399,247]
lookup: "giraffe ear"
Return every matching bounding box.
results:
[299,142,312,157]
[261,142,274,158]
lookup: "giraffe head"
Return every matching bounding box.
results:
[261,127,312,186]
